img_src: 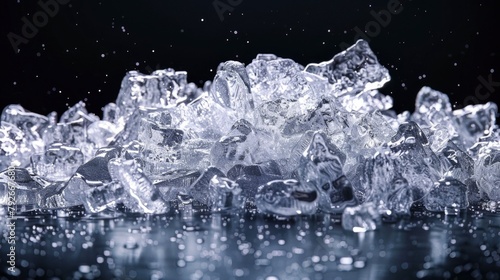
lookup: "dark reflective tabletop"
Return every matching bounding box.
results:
[1,206,500,280]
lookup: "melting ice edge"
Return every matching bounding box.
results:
[1,40,499,232]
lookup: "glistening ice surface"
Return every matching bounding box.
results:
[1,39,500,231]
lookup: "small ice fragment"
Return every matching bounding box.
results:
[342,202,381,232]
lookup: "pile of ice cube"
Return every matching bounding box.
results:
[1,40,499,232]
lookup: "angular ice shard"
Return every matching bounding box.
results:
[388,122,441,197]
[437,141,480,203]
[305,39,390,96]
[255,179,318,216]
[424,178,468,214]
[453,102,498,149]
[31,143,84,182]
[210,61,254,120]
[342,202,381,232]
[0,121,35,169]
[475,142,500,201]
[36,179,82,209]
[108,158,168,214]
[210,119,274,172]
[155,169,201,202]
[75,146,121,187]
[209,175,244,212]
[0,168,42,211]
[296,131,357,213]
[189,167,225,206]
[227,161,283,200]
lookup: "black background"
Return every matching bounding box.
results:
[1,0,499,118]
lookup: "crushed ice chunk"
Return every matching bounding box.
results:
[475,142,500,201]
[305,39,390,96]
[108,158,168,214]
[31,143,84,181]
[424,177,468,213]
[255,179,318,217]
[0,168,42,211]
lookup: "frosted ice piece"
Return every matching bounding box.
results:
[210,119,259,172]
[424,178,468,214]
[255,179,318,216]
[189,167,225,206]
[178,139,212,171]
[87,121,120,148]
[108,158,168,214]
[475,142,500,201]
[0,121,35,169]
[210,61,254,116]
[155,169,201,202]
[31,143,84,181]
[453,102,498,149]
[0,168,42,211]
[342,202,381,232]
[227,161,283,200]
[305,39,390,96]
[1,105,48,150]
[209,175,244,212]
[84,182,124,213]
[339,90,393,113]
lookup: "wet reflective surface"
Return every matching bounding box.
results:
[1,206,500,280]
